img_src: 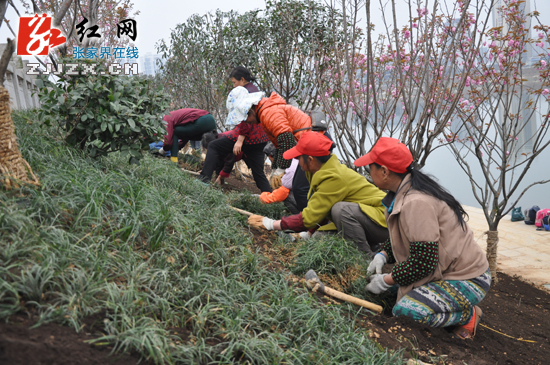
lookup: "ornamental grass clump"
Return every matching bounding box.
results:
[291,234,368,276]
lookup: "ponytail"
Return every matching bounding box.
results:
[403,165,468,229]
[229,66,256,83]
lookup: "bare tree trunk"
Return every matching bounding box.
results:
[0,37,14,87]
[0,0,8,30]
[486,229,499,284]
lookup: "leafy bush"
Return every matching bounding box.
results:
[37,60,170,163]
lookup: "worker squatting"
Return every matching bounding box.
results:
[156,66,490,341]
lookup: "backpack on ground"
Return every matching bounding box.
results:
[511,207,525,222]
[524,205,540,225]
[535,208,550,229]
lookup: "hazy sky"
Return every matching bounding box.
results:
[1,0,549,57]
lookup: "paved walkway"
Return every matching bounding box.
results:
[464,206,550,290]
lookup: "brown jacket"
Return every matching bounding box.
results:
[386,175,489,301]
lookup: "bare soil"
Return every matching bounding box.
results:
[0,313,151,365]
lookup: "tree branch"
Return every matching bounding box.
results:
[0,37,15,87]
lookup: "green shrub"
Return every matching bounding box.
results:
[36,60,170,164]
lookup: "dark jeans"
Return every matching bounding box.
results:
[171,114,216,156]
[283,190,300,214]
[200,136,272,193]
[292,164,310,212]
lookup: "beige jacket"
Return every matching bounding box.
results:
[386,175,489,302]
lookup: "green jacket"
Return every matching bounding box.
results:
[302,154,387,230]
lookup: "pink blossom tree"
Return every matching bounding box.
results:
[445,0,550,281]
[312,0,495,169]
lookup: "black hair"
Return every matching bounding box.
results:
[374,163,468,229]
[201,130,219,150]
[229,66,256,83]
[301,154,332,164]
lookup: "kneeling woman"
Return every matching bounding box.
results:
[158,108,216,162]
[355,137,490,339]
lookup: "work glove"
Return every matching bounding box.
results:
[158,148,167,156]
[248,214,275,230]
[367,253,387,275]
[298,231,311,240]
[170,156,178,163]
[259,186,290,204]
[366,274,391,295]
[269,168,285,190]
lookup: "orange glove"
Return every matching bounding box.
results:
[260,186,290,204]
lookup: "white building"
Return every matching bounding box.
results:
[140,52,161,76]
[0,44,40,110]
[492,0,532,64]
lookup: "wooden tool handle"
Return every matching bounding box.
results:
[324,286,383,314]
[181,168,201,176]
[230,206,254,217]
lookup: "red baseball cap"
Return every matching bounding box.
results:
[354,137,413,173]
[283,131,333,159]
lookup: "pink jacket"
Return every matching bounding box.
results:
[535,209,550,228]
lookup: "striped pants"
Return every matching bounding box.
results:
[392,270,491,327]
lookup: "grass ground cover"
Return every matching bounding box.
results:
[0,111,405,364]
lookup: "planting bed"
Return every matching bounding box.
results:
[227,173,550,365]
[2,124,548,365]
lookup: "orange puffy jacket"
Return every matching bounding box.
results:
[254,92,311,147]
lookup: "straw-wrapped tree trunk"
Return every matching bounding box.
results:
[0,85,40,189]
[0,35,40,189]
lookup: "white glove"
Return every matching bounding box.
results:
[366,274,392,295]
[298,231,311,240]
[262,217,275,230]
[158,148,167,156]
[367,253,387,275]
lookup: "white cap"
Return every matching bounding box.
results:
[226,86,265,125]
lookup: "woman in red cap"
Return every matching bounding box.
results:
[355,137,491,340]
[248,131,389,257]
